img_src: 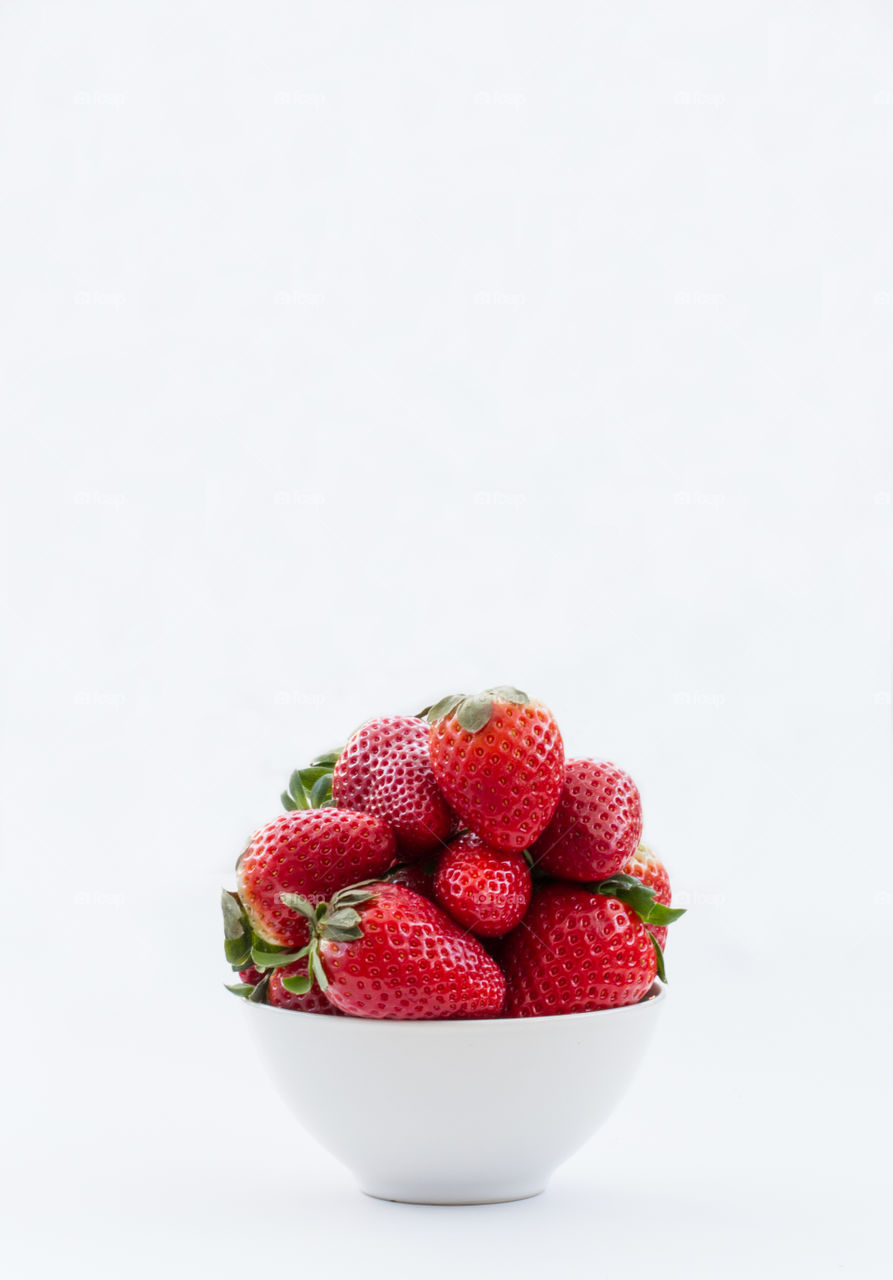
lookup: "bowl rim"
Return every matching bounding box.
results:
[243,981,665,1028]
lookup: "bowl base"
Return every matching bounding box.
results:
[361,1186,546,1206]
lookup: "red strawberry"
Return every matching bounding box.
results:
[426,687,564,852]
[433,835,531,937]
[385,861,435,898]
[238,965,263,986]
[279,881,505,1020]
[267,961,341,1015]
[501,883,657,1017]
[623,844,672,951]
[332,716,453,858]
[236,809,396,949]
[529,758,642,881]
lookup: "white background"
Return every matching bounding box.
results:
[1,2,891,1276]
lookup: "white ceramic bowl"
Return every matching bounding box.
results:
[245,984,665,1204]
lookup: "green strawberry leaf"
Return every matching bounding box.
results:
[426,694,464,723]
[591,873,686,928]
[299,765,332,788]
[221,889,245,941]
[247,974,270,1003]
[649,932,667,983]
[224,934,252,968]
[280,892,318,923]
[311,749,342,768]
[288,770,310,809]
[281,790,298,812]
[334,886,377,907]
[325,907,360,930]
[224,982,256,998]
[281,971,313,996]
[309,773,333,807]
[487,685,529,704]
[309,949,330,993]
[455,693,493,733]
[251,943,310,969]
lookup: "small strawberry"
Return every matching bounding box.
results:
[267,961,341,1015]
[277,881,505,1020]
[385,860,436,898]
[426,686,564,852]
[238,965,263,986]
[501,875,685,1016]
[529,758,642,881]
[623,844,672,951]
[433,835,531,937]
[236,809,396,949]
[332,716,453,858]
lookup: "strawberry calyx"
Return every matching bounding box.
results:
[220,886,319,1002]
[425,686,530,734]
[587,871,686,985]
[280,750,342,813]
[278,883,379,996]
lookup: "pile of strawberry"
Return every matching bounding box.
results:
[222,686,684,1020]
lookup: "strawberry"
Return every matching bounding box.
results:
[623,844,672,951]
[529,758,642,881]
[236,809,396,949]
[501,874,685,1016]
[501,884,656,1017]
[385,860,436,898]
[426,686,564,852]
[238,965,263,986]
[332,716,453,858]
[277,881,505,1019]
[267,961,340,1015]
[433,835,531,937]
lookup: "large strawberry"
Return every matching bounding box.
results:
[623,844,672,951]
[331,716,453,858]
[433,835,531,937]
[426,686,564,852]
[236,809,396,949]
[529,758,642,881]
[277,881,505,1019]
[501,876,684,1016]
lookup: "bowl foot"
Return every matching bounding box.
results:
[360,1186,546,1206]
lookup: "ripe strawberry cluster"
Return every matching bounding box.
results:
[222,686,684,1020]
